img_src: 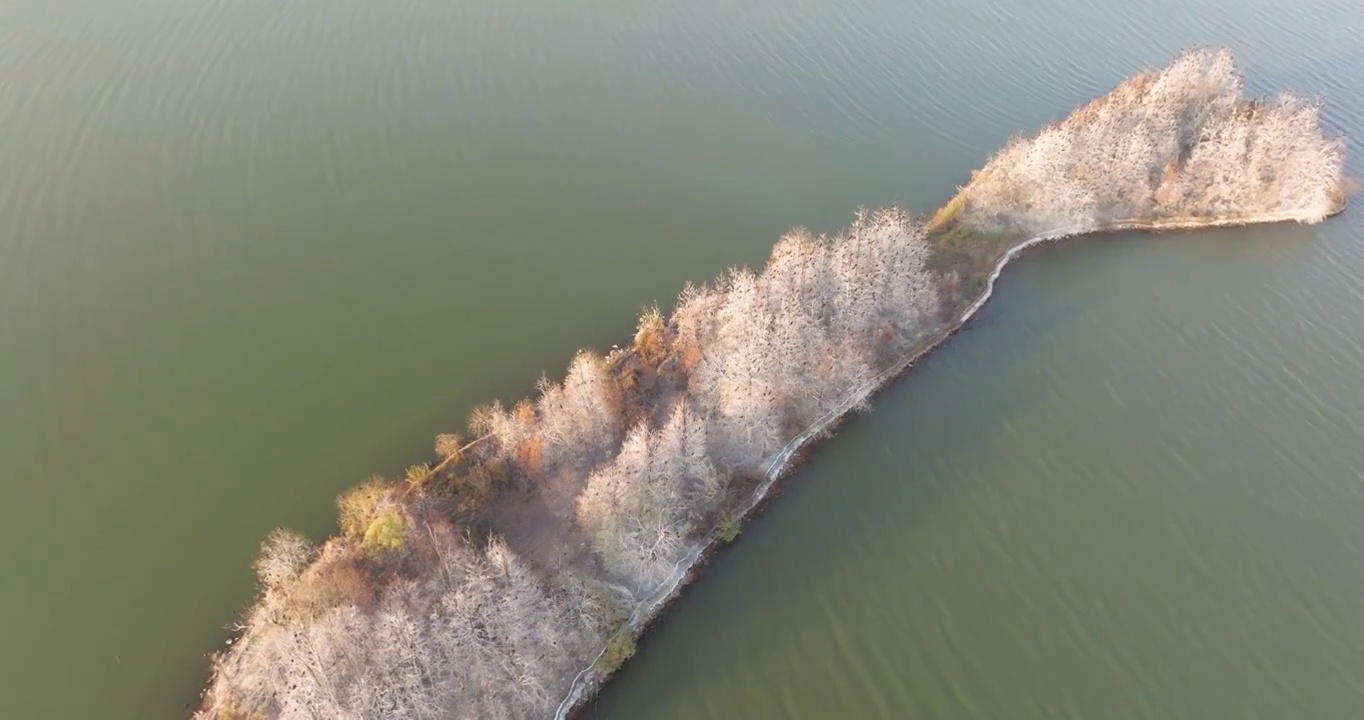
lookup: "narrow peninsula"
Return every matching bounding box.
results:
[197,48,1347,720]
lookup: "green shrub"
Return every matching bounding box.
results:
[361,511,407,555]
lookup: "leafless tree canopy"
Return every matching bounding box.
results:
[955,48,1345,234]
[197,48,1345,720]
[203,532,610,720]
[577,402,721,596]
[199,207,939,720]
[679,207,938,473]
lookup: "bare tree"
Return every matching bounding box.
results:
[576,403,722,596]
[957,49,1344,234]
[254,529,316,592]
[536,350,622,472]
[200,534,603,720]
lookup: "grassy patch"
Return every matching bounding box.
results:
[596,632,637,675]
[717,516,741,544]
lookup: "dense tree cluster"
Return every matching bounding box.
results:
[198,207,940,720]
[576,402,720,597]
[676,207,938,472]
[575,208,938,597]
[958,48,1345,234]
[202,527,613,720]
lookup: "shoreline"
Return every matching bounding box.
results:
[189,46,1350,720]
[550,207,1346,719]
[190,206,1347,720]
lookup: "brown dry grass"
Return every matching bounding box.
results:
[284,554,378,619]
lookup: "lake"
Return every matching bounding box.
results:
[0,0,1360,717]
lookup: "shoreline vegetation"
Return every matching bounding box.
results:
[196,48,1347,720]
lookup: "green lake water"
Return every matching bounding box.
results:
[0,0,1360,717]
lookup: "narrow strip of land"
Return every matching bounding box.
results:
[196,47,1346,720]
